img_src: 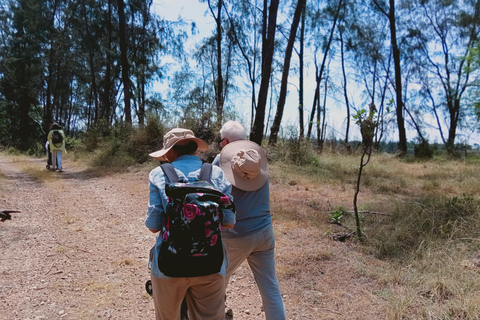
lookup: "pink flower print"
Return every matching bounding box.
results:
[183,203,200,220]
[205,221,212,237]
[193,253,203,257]
[197,193,204,196]
[205,228,212,237]
[210,234,218,246]
[219,196,230,204]
[162,231,169,241]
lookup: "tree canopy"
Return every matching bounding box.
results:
[0,0,479,153]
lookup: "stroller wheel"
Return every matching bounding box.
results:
[145,280,153,296]
[46,165,50,170]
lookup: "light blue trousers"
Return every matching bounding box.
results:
[224,226,287,320]
[51,150,62,170]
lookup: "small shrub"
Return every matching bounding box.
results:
[79,119,112,151]
[6,146,20,155]
[414,140,435,159]
[271,138,318,166]
[27,142,44,157]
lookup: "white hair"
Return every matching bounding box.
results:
[220,120,246,142]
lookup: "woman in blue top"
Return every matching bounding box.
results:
[145,128,235,320]
[213,121,286,320]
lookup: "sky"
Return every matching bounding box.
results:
[150,0,480,147]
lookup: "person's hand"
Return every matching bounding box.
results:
[221,224,234,229]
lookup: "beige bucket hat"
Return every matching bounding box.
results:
[219,140,268,191]
[149,128,208,161]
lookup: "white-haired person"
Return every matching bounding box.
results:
[213,120,287,320]
[145,128,236,320]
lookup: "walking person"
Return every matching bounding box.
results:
[145,128,236,320]
[47,123,66,172]
[213,121,287,320]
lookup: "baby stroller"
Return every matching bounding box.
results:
[45,141,53,170]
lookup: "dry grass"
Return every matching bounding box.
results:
[269,150,480,319]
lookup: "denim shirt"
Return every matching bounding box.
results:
[145,155,235,279]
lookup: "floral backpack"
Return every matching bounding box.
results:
[158,163,235,277]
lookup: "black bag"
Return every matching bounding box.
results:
[51,130,63,147]
[158,163,234,277]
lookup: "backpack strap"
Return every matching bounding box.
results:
[161,162,212,183]
[198,163,212,183]
[160,163,180,183]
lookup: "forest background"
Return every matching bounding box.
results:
[2,1,480,318]
[1,0,480,157]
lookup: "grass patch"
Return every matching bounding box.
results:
[269,149,480,319]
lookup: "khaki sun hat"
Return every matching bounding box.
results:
[149,128,208,161]
[219,140,268,191]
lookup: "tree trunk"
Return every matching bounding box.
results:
[269,0,306,146]
[307,61,321,138]
[101,0,113,125]
[306,0,342,138]
[82,0,99,125]
[208,0,224,127]
[250,0,279,144]
[117,0,132,124]
[298,5,306,139]
[339,25,350,144]
[388,0,407,154]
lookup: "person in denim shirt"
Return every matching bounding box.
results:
[145,128,235,320]
[213,121,286,320]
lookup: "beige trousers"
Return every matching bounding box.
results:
[151,273,225,320]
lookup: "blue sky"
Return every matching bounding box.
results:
[151,0,480,147]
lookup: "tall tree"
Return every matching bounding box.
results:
[407,0,480,154]
[0,0,48,148]
[339,24,351,144]
[372,0,407,155]
[307,0,343,139]
[207,0,224,126]
[223,0,262,130]
[117,0,132,123]
[298,3,306,139]
[250,0,279,145]
[269,0,306,146]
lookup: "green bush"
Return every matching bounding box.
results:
[6,146,20,155]
[27,142,44,157]
[414,140,435,158]
[85,116,167,169]
[129,115,166,163]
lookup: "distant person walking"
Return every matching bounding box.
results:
[213,121,287,320]
[47,123,66,172]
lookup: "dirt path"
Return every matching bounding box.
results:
[0,154,389,320]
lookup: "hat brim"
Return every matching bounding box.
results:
[149,137,208,161]
[219,140,268,191]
